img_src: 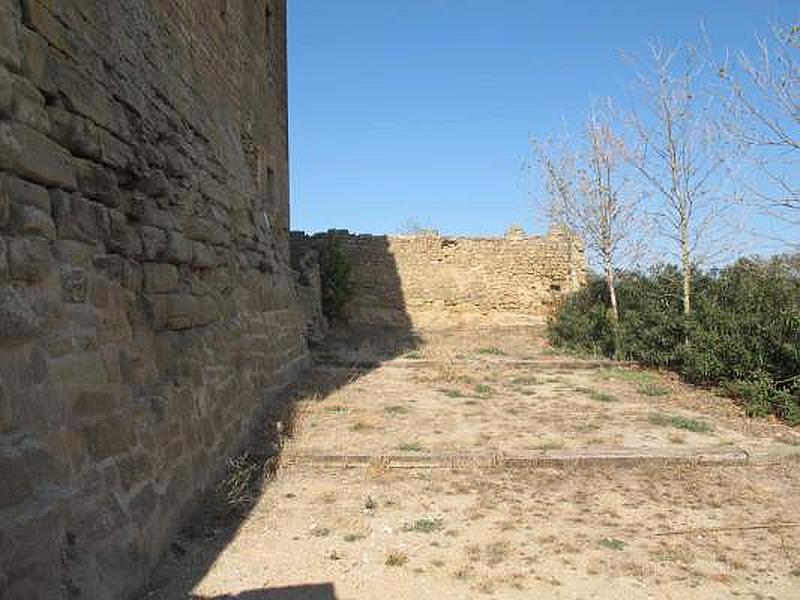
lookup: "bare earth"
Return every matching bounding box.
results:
[142,327,800,600]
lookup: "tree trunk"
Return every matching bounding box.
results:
[680,215,691,316]
[604,260,622,359]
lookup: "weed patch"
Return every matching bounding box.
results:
[403,517,445,533]
[649,413,712,432]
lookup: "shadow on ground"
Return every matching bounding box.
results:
[139,237,419,599]
[199,582,337,599]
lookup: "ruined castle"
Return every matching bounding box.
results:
[0,2,584,598]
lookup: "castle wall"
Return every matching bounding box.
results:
[291,229,586,329]
[0,2,306,598]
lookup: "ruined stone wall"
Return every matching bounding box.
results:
[0,2,307,599]
[291,229,586,329]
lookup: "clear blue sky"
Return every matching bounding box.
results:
[288,0,796,240]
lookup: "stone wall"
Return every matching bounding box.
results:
[0,2,308,599]
[291,229,586,329]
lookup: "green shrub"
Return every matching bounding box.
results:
[548,255,800,424]
[319,236,353,322]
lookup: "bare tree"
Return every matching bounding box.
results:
[533,108,644,357]
[626,43,732,316]
[716,22,800,220]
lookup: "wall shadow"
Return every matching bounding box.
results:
[200,583,337,599]
[138,233,417,599]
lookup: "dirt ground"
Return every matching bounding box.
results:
[141,327,800,600]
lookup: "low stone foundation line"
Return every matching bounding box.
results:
[314,359,628,370]
[280,446,800,470]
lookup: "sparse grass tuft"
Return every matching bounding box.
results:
[343,533,365,542]
[597,368,655,384]
[351,420,377,432]
[474,383,495,397]
[439,388,465,398]
[510,375,539,386]
[386,550,408,566]
[397,441,424,452]
[576,387,617,402]
[649,413,712,432]
[384,405,409,415]
[404,351,422,360]
[637,382,670,397]
[598,537,626,551]
[310,526,330,538]
[403,517,445,533]
[476,346,506,356]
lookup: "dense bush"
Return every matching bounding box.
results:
[548,256,800,424]
[318,236,353,322]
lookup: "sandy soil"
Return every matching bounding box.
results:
[141,327,800,600]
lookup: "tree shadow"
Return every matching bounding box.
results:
[139,236,417,599]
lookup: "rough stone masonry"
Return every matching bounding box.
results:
[291,228,587,330]
[0,1,310,598]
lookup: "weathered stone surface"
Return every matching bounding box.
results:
[0,63,11,117]
[76,158,120,205]
[3,173,50,212]
[0,122,77,190]
[292,229,586,328]
[61,268,88,302]
[9,202,55,239]
[10,72,49,133]
[0,3,305,599]
[48,105,101,159]
[0,285,41,341]
[82,414,135,460]
[0,448,34,509]
[51,190,109,243]
[7,236,52,282]
[143,263,179,294]
[19,27,55,97]
[0,0,21,71]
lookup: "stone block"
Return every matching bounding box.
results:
[138,225,167,261]
[0,284,41,341]
[164,232,192,264]
[7,236,52,282]
[117,453,152,490]
[0,176,9,229]
[82,414,135,460]
[103,219,132,264]
[0,122,77,190]
[0,0,22,71]
[0,448,34,509]
[9,202,55,238]
[51,190,109,243]
[0,63,11,117]
[93,254,132,287]
[47,351,107,385]
[128,482,157,530]
[20,26,55,96]
[21,0,70,57]
[98,128,134,170]
[148,293,198,330]
[143,262,179,293]
[76,158,120,205]
[137,170,169,197]
[72,389,119,419]
[10,72,50,133]
[0,237,7,281]
[52,239,95,267]
[48,105,101,159]
[3,172,50,212]
[51,54,124,135]
[191,241,217,269]
[61,267,87,302]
